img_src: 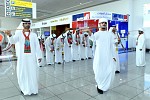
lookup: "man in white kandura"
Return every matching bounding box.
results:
[80,32,87,60]
[136,28,146,67]
[72,30,81,61]
[4,18,42,95]
[44,33,56,65]
[84,32,93,59]
[63,30,73,62]
[55,35,64,64]
[87,18,116,94]
[109,27,120,73]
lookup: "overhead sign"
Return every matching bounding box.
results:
[72,12,90,21]
[10,0,32,8]
[90,11,112,20]
[31,15,72,28]
[5,0,36,18]
[144,3,150,15]
[112,13,124,21]
[72,13,84,21]
[84,12,90,20]
[143,3,150,27]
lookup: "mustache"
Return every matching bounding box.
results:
[24,26,30,29]
[101,26,107,29]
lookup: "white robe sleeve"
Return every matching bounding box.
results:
[65,37,70,47]
[114,34,119,44]
[53,39,56,50]
[9,31,20,44]
[72,34,77,45]
[44,38,51,51]
[110,33,115,58]
[138,34,145,50]
[34,33,42,59]
[56,38,60,49]
[89,33,95,41]
[86,37,90,47]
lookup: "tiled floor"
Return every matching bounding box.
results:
[0,52,150,100]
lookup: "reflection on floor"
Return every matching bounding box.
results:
[0,52,150,100]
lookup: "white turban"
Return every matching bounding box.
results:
[69,30,73,32]
[50,34,56,38]
[84,32,88,35]
[138,28,144,32]
[22,18,31,23]
[99,18,108,23]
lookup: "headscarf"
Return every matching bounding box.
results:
[98,18,108,23]
[50,33,56,39]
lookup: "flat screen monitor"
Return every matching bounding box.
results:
[44,31,50,36]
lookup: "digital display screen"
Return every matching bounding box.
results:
[44,31,50,36]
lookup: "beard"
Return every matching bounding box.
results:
[101,25,107,29]
[101,27,107,30]
[24,26,30,29]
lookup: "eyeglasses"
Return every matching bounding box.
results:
[23,23,31,25]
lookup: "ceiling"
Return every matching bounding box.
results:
[0,0,120,21]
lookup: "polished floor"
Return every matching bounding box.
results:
[0,52,150,100]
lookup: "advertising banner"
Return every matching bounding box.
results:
[90,11,112,20]
[112,13,124,21]
[72,13,84,21]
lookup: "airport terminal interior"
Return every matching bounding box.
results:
[0,0,150,100]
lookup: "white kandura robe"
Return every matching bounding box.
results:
[113,33,120,72]
[91,33,96,57]
[89,31,115,91]
[71,33,80,60]
[63,34,72,62]
[92,40,96,57]
[38,39,45,67]
[44,36,55,65]
[55,36,63,63]
[136,34,146,66]
[86,36,93,59]
[80,34,86,59]
[9,30,42,95]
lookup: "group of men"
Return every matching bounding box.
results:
[44,28,94,65]
[3,17,146,96]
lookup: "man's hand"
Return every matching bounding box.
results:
[4,30,12,37]
[86,29,92,36]
[113,58,116,62]
[76,43,78,46]
[127,32,130,35]
[50,50,54,52]
[38,58,42,63]
[118,38,121,44]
